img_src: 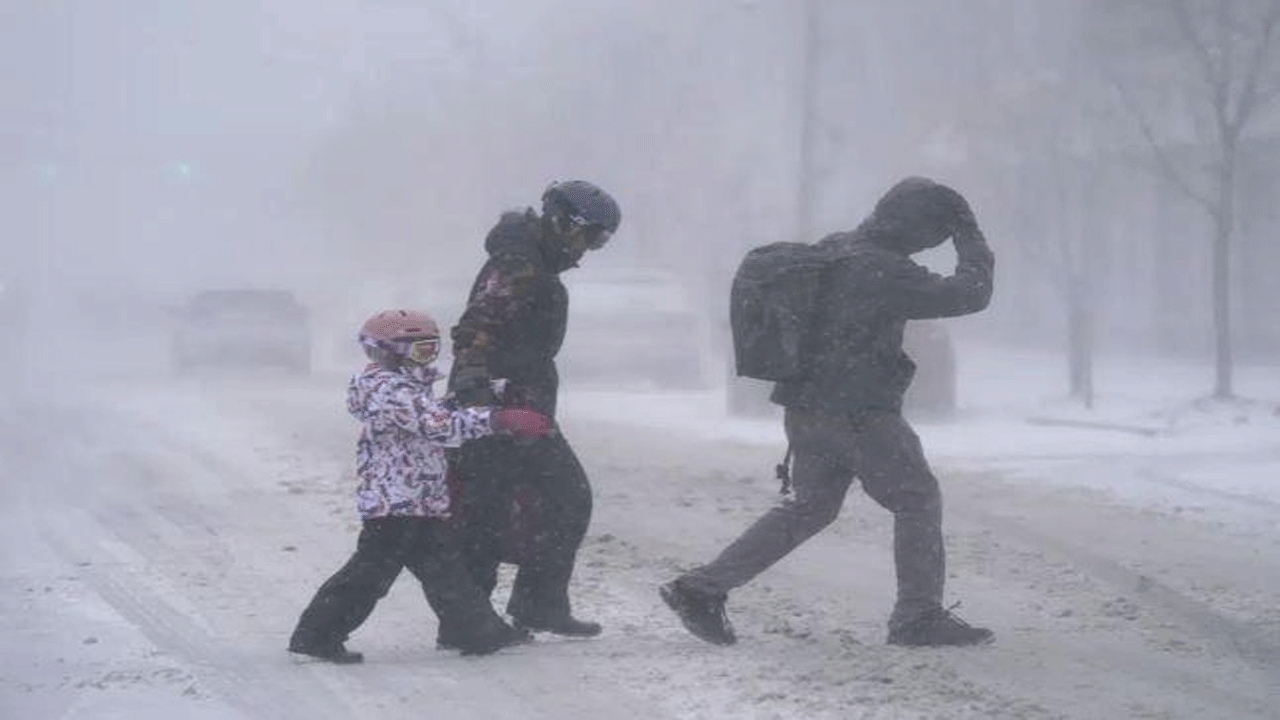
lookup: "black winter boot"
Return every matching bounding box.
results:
[887,603,994,647]
[457,622,534,656]
[435,626,462,651]
[288,636,365,664]
[660,579,736,646]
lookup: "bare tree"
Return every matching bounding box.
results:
[960,1,1118,406]
[1092,0,1280,399]
[1021,81,1112,409]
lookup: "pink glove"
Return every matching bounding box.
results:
[490,408,554,439]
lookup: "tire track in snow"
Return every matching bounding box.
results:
[9,400,363,720]
[1133,466,1280,512]
[42,521,361,720]
[946,461,1280,676]
[955,504,1280,712]
[572,418,1279,719]
[74,385,677,720]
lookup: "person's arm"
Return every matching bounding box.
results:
[356,373,495,446]
[351,373,553,444]
[450,254,542,404]
[886,223,994,320]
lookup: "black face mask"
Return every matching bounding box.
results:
[579,225,611,250]
[545,241,582,272]
[539,225,583,272]
[541,213,608,272]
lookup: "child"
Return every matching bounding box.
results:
[288,308,553,663]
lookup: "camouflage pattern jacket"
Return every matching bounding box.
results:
[347,364,494,519]
[449,209,569,418]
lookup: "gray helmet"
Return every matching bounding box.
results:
[541,180,621,236]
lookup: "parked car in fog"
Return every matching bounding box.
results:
[171,289,311,374]
[559,268,712,389]
[727,320,956,419]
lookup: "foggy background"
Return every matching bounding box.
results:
[4,0,1279,391]
[6,6,1280,717]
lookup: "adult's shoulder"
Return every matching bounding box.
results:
[484,207,543,264]
[828,238,910,271]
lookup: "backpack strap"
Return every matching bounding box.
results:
[775,443,793,496]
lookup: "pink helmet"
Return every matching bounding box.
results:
[358,309,440,366]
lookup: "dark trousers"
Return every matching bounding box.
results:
[290,516,506,649]
[680,407,945,629]
[451,432,593,624]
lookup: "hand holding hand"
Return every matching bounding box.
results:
[491,408,555,439]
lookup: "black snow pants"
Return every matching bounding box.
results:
[450,431,593,625]
[290,516,508,650]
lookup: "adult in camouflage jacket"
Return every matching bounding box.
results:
[447,180,621,640]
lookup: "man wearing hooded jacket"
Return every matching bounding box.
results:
[444,180,621,642]
[661,176,996,648]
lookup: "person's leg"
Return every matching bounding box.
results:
[849,411,944,626]
[288,518,406,661]
[438,439,515,647]
[500,481,542,567]
[506,433,596,633]
[851,412,990,645]
[662,408,858,646]
[403,519,529,655]
[450,437,515,598]
[678,408,857,595]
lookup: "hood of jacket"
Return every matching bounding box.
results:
[483,208,579,273]
[860,176,963,256]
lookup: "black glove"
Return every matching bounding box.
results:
[936,185,977,238]
[953,202,978,238]
[451,365,498,406]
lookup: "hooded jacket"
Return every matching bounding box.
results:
[449,209,569,417]
[770,181,995,414]
[348,363,494,519]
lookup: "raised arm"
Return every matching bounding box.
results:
[887,224,994,320]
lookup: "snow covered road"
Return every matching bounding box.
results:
[2,370,1278,719]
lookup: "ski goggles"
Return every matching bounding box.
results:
[393,337,440,364]
[565,213,611,249]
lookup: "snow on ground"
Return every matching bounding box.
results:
[1,343,1278,719]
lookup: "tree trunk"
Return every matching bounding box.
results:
[1065,159,1096,408]
[1212,148,1236,399]
[1212,215,1233,398]
[1067,272,1095,408]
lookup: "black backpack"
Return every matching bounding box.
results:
[729,235,846,382]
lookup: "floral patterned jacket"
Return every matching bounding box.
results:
[347,364,493,519]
